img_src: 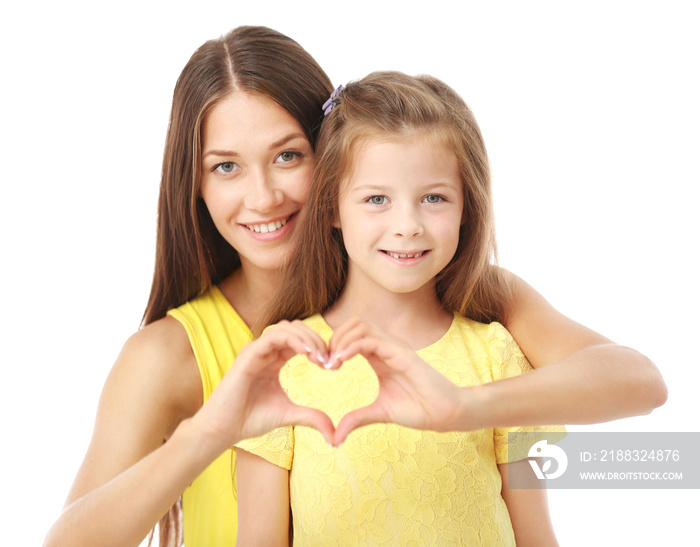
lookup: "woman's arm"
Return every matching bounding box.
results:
[45,318,333,546]
[236,449,291,546]
[331,308,667,446]
[44,317,209,547]
[496,272,667,424]
[499,460,558,547]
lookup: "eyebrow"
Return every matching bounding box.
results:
[271,132,307,149]
[350,185,385,191]
[424,182,459,191]
[202,132,308,159]
[350,182,458,192]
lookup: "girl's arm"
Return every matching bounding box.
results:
[45,318,333,547]
[498,460,558,547]
[494,272,667,425]
[236,449,291,546]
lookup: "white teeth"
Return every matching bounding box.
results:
[387,251,424,259]
[246,217,288,233]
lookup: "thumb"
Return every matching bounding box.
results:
[283,405,337,447]
[333,404,385,447]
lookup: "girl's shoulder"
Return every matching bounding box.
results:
[451,314,512,344]
[444,316,521,367]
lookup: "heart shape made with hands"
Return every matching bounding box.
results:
[245,318,403,447]
[262,317,458,447]
[287,339,382,446]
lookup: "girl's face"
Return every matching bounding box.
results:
[336,136,463,299]
[200,92,314,276]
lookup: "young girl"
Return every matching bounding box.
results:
[237,72,565,545]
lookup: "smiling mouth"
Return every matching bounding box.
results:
[382,250,428,259]
[244,213,295,234]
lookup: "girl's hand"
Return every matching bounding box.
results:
[191,320,336,450]
[329,316,468,446]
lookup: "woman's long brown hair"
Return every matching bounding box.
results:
[142,26,333,327]
[264,71,512,332]
[141,26,332,546]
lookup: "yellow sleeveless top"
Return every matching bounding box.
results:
[167,286,253,546]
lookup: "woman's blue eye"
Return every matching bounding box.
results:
[215,162,238,174]
[277,151,299,163]
[424,194,443,204]
[369,196,387,205]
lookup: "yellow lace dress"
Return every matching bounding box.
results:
[239,313,565,546]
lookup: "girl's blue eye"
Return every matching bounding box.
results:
[214,162,238,174]
[369,196,387,205]
[424,194,443,204]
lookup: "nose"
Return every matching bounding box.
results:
[243,169,284,212]
[392,203,424,238]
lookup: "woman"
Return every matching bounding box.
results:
[44,25,666,547]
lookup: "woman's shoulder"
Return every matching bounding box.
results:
[116,316,202,425]
[127,314,193,357]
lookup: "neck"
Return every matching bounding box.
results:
[219,263,282,333]
[325,279,452,351]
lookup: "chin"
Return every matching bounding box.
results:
[253,254,291,273]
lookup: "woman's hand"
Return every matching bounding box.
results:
[191,320,336,450]
[329,316,468,446]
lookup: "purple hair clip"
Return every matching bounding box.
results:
[322,84,344,116]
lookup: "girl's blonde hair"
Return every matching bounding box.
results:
[265,71,511,330]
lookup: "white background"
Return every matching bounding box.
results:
[1,1,698,545]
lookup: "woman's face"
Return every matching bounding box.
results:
[200,92,314,276]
